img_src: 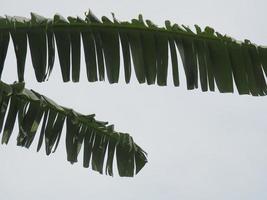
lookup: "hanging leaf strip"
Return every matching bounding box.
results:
[0,11,267,96]
[0,80,147,177]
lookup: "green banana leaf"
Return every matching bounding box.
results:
[0,11,266,96]
[0,80,147,177]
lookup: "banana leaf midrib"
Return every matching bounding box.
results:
[0,21,245,44]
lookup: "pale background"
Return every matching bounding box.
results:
[1,0,267,199]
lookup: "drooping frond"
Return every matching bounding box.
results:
[0,11,267,96]
[0,80,147,177]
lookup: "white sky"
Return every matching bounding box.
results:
[1,0,267,199]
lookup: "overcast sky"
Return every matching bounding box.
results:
[1,0,267,199]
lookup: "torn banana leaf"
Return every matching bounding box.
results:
[0,11,266,95]
[0,80,147,177]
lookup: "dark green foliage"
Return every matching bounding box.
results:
[0,11,266,95]
[0,81,147,177]
[1,10,267,178]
